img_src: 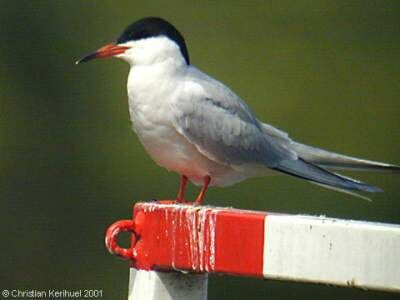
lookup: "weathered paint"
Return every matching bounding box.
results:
[106,201,400,293]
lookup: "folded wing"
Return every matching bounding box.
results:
[170,67,398,195]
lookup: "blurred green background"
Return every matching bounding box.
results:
[1,1,399,299]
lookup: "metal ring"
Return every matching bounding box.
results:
[105,219,137,260]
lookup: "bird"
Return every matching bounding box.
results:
[76,17,399,205]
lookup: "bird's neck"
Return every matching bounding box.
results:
[127,58,187,108]
[128,58,186,88]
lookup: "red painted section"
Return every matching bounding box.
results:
[105,219,136,260]
[214,211,265,277]
[106,201,266,278]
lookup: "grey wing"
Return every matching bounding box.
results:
[170,77,295,166]
[171,68,388,194]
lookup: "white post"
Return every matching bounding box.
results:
[128,269,208,300]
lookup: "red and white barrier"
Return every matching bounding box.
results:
[106,201,400,299]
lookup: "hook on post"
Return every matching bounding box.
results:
[105,219,137,260]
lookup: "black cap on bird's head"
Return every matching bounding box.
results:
[117,17,189,64]
[76,17,190,65]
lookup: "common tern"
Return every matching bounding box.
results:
[77,17,399,204]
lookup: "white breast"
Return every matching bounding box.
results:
[126,63,245,186]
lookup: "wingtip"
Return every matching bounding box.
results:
[360,184,383,193]
[382,163,400,173]
[310,182,375,202]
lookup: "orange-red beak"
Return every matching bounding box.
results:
[76,44,130,64]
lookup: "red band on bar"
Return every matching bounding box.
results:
[109,202,267,277]
[214,210,265,277]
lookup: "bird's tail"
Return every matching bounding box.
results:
[273,158,383,195]
[292,142,400,172]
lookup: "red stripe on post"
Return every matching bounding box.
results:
[214,211,265,277]
[126,202,265,277]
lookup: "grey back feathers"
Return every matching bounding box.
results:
[171,67,296,166]
[173,65,399,195]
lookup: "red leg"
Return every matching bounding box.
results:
[176,175,188,202]
[195,176,211,205]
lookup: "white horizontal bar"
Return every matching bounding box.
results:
[128,269,208,300]
[263,214,400,292]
